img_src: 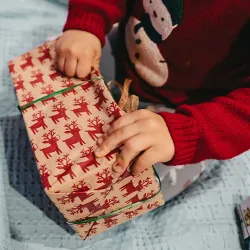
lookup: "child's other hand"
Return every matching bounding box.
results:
[56,30,101,78]
[94,110,175,176]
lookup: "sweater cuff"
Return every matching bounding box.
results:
[158,112,200,166]
[63,5,106,47]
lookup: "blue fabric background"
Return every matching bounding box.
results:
[0,1,249,249]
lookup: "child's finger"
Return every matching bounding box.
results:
[57,56,65,73]
[76,58,92,79]
[95,123,140,157]
[132,147,156,176]
[64,56,77,77]
[112,133,152,173]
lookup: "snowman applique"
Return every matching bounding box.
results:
[125,0,183,87]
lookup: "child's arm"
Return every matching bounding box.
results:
[56,0,126,78]
[94,87,250,175]
[159,87,250,166]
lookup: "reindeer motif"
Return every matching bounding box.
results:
[120,177,152,198]
[61,79,78,96]
[68,196,119,215]
[54,154,76,184]
[30,139,39,162]
[85,227,98,237]
[49,101,69,124]
[41,85,57,105]
[58,180,93,204]
[117,168,133,184]
[49,67,61,81]
[106,102,121,126]
[63,121,85,149]
[147,201,160,210]
[81,76,93,92]
[30,70,45,87]
[103,215,118,228]
[124,206,143,219]
[21,92,36,111]
[105,149,118,161]
[38,43,52,64]
[39,165,52,190]
[86,117,105,141]
[95,168,115,190]
[142,190,156,200]
[77,146,100,173]
[126,194,140,204]
[72,96,91,117]
[8,60,15,74]
[20,52,34,70]
[94,85,108,111]
[13,75,26,92]
[29,110,47,134]
[40,130,62,159]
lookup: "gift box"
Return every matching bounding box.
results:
[8,40,164,239]
[238,197,250,249]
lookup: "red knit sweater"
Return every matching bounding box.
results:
[64,0,250,166]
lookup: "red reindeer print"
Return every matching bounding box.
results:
[49,69,61,81]
[40,130,62,159]
[61,79,77,97]
[126,194,140,204]
[21,92,36,111]
[86,227,98,237]
[95,168,115,190]
[72,96,91,117]
[8,60,15,74]
[77,147,100,173]
[49,101,69,124]
[105,149,118,161]
[103,215,118,228]
[30,139,39,162]
[54,154,76,184]
[81,75,93,92]
[107,102,122,126]
[13,75,26,92]
[38,43,52,64]
[58,180,93,204]
[39,165,52,190]
[68,196,119,215]
[142,190,156,200]
[94,85,108,111]
[147,201,160,210]
[120,178,152,198]
[41,85,57,105]
[20,52,34,70]
[68,198,99,215]
[63,121,85,149]
[86,117,105,141]
[30,70,45,87]
[124,206,143,219]
[29,110,47,134]
[117,169,133,184]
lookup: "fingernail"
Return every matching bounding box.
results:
[132,173,140,178]
[113,164,123,173]
[94,147,103,156]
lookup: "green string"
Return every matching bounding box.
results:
[68,166,161,225]
[18,76,103,111]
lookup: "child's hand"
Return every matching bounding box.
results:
[56,30,101,78]
[95,110,175,176]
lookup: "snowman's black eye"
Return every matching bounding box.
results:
[150,0,152,3]
[161,17,165,21]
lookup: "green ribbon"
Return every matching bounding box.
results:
[68,166,161,225]
[18,76,104,112]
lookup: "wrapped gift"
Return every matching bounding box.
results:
[238,197,250,249]
[8,40,164,239]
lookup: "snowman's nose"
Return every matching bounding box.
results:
[153,10,158,18]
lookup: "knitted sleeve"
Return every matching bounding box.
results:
[159,87,250,165]
[64,0,126,46]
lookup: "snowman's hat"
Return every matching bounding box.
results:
[162,0,183,25]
